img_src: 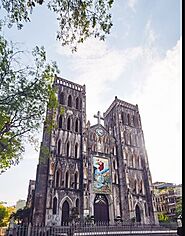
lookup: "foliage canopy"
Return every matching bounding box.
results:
[1,0,114,51]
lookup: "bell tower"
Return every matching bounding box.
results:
[32,76,86,226]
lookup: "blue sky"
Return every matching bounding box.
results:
[0,0,181,206]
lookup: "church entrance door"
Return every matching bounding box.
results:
[94,194,109,224]
[61,201,70,225]
[135,205,141,223]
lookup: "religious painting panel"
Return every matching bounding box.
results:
[93,156,111,194]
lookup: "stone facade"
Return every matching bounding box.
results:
[32,76,158,226]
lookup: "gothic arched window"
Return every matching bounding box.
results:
[53,197,57,215]
[134,179,137,194]
[56,170,60,187]
[75,119,79,132]
[121,112,124,124]
[127,113,130,126]
[131,154,134,167]
[113,160,116,170]
[114,173,117,184]
[74,172,78,189]
[124,131,127,144]
[75,143,78,158]
[130,133,132,146]
[65,171,69,188]
[59,92,65,105]
[57,140,61,155]
[66,142,70,157]
[76,198,79,210]
[68,95,72,107]
[67,117,71,131]
[75,97,79,109]
[139,180,143,194]
[59,115,62,129]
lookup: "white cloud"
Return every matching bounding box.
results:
[56,33,181,184]
[127,0,138,11]
[130,37,182,184]
[56,38,143,121]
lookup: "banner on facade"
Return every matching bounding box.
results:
[93,156,111,194]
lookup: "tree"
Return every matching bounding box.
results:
[1,0,114,51]
[0,204,15,226]
[175,197,182,217]
[0,204,8,226]
[12,207,31,224]
[0,0,114,172]
[0,34,59,173]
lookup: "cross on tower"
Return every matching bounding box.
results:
[94,111,104,125]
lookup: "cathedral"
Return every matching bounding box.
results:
[32,76,158,226]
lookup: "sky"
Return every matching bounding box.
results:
[0,0,182,206]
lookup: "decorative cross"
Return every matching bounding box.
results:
[94,111,104,125]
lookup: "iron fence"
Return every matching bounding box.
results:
[2,222,178,236]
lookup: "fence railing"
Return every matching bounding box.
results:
[1,222,178,236]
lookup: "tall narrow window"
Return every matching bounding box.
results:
[59,92,64,105]
[121,112,124,124]
[68,95,72,107]
[58,140,61,155]
[127,113,130,126]
[133,116,138,127]
[75,119,79,132]
[113,160,116,170]
[134,179,137,193]
[59,115,62,129]
[53,197,57,214]
[140,180,143,194]
[130,133,132,145]
[76,97,79,109]
[74,172,78,189]
[124,131,127,144]
[65,171,69,188]
[131,154,134,167]
[67,117,71,131]
[75,143,78,158]
[56,170,60,187]
[66,142,70,157]
[76,198,79,210]
[114,173,117,184]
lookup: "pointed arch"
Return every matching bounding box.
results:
[59,92,65,105]
[57,139,61,155]
[53,197,58,215]
[59,115,63,129]
[68,95,72,107]
[61,200,70,225]
[135,204,141,222]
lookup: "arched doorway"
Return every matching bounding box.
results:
[135,204,141,223]
[61,201,70,225]
[94,194,109,224]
